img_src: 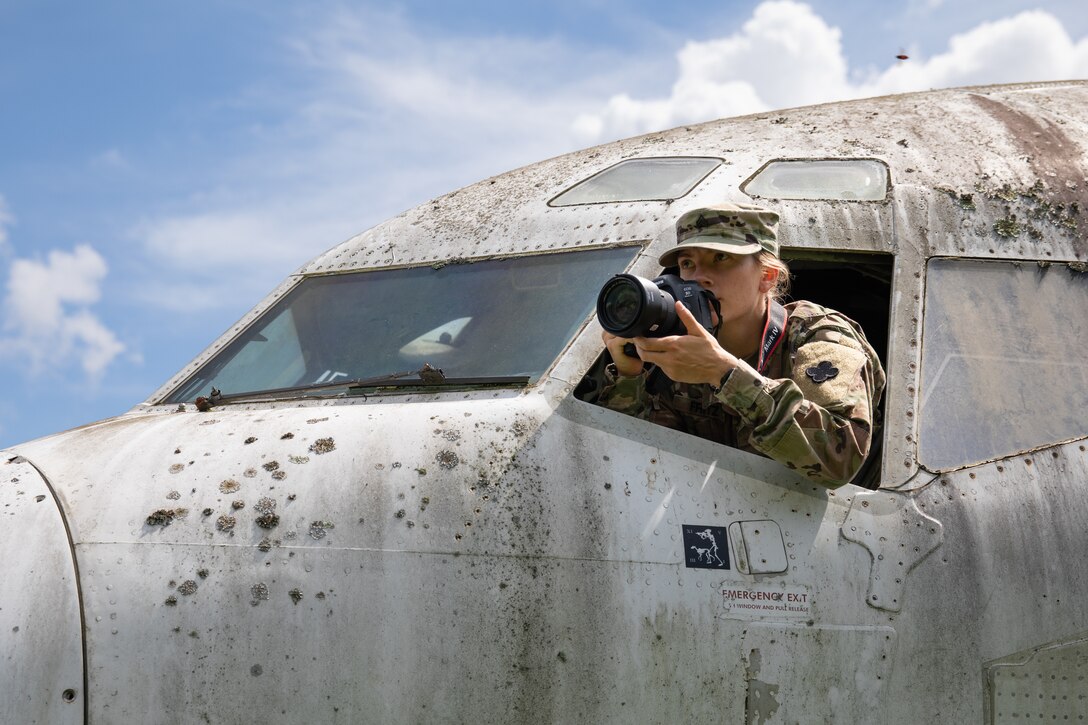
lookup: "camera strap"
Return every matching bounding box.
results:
[756,300,788,374]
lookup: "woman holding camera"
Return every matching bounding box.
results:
[595,202,885,489]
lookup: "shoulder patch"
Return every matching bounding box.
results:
[793,340,867,409]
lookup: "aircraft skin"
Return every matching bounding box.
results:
[3,81,1088,724]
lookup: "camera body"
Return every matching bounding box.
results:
[596,273,718,340]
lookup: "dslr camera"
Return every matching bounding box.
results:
[596,273,719,342]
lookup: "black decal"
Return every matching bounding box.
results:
[682,525,729,570]
[805,360,839,383]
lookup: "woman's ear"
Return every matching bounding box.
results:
[759,266,779,294]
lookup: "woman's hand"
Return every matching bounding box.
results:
[629,302,737,385]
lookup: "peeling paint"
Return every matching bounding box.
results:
[746,648,781,725]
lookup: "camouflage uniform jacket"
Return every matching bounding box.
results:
[594,300,885,489]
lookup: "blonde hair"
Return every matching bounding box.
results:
[759,252,791,302]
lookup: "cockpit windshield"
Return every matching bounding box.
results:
[164,245,640,404]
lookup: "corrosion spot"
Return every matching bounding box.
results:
[216,515,237,533]
[309,438,336,455]
[243,468,257,479]
[244,437,257,445]
[262,461,280,472]
[146,509,185,526]
[251,583,269,603]
[254,497,276,514]
[436,450,459,469]
[272,470,286,481]
[288,455,309,465]
[197,569,209,579]
[289,588,303,605]
[280,433,295,440]
[309,520,335,540]
[169,463,185,474]
[256,513,280,529]
[257,537,273,552]
[219,479,240,494]
[177,580,198,595]
[164,596,178,606]
[250,664,263,676]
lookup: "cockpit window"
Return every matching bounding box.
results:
[549,157,722,206]
[919,258,1088,470]
[164,245,640,403]
[742,159,889,201]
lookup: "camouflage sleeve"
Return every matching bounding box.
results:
[716,326,883,489]
[594,364,655,420]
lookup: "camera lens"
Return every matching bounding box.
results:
[600,279,641,329]
[597,274,675,337]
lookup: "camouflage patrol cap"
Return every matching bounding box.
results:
[659,202,780,267]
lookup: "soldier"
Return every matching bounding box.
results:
[594,202,885,488]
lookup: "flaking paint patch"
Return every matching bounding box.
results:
[745,648,781,725]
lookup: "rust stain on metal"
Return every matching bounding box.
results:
[970,94,1087,244]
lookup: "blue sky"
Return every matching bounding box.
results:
[2,0,1087,449]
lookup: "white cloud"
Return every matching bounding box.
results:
[860,10,1088,96]
[130,6,619,312]
[1,245,126,378]
[576,2,1088,142]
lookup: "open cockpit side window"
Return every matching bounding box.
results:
[575,250,893,489]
